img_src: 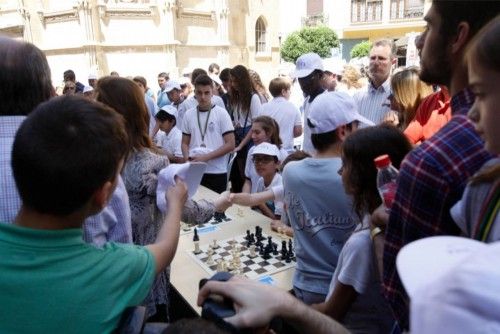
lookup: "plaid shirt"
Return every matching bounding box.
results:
[383,88,494,328]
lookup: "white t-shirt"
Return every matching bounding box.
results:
[244,145,289,193]
[256,173,284,216]
[178,95,226,126]
[261,97,302,153]
[326,216,394,333]
[158,127,183,158]
[232,93,261,128]
[181,105,234,174]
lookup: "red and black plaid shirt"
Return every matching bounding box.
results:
[383,88,494,329]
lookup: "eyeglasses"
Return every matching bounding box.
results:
[252,156,275,165]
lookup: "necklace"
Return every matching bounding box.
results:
[197,106,212,147]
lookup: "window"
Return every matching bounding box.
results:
[351,0,383,23]
[255,17,266,53]
[390,0,424,20]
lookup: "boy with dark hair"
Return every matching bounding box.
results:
[181,75,235,193]
[156,105,184,163]
[282,92,373,304]
[157,71,171,108]
[63,69,85,94]
[0,95,187,333]
[261,77,303,154]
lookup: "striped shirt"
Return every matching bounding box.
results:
[0,116,132,247]
[353,79,391,125]
[383,88,494,329]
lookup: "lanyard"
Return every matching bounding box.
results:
[197,105,214,146]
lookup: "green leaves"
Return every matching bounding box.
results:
[350,40,372,59]
[280,26,339,63]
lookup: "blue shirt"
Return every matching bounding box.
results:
[283,157,357,295]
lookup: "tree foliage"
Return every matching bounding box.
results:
[280,26,339,63]
[350,40,372,59]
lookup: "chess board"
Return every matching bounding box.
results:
[188,231,296,280]
[180,213,233,235]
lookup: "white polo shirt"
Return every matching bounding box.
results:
[177,95,226,126]
[181,105,234,174]
[261,97,302,153]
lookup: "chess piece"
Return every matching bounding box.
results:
[249,245,257,258]
[193,228,200,242]
[288,239,294,257]
[194,241,201,254]
[285,251,292,263]
[216,259,223,272]
[273,243,278,255]
[245,230,251,241]
[281,240,287,256]
[212,239,219,249]
[206,248,214,265]
[237,207,244,217]
[182,222,191,232]
[263,247,271,260]
[259,244,264,256]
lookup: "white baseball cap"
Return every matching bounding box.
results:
[251,142,280,158]
[323,59,344,75]
[397,236,500,333]
[156,162,207,213]
[291,53,324,79]
[164,80,181,93]
[158,105,178,119]
[83,85,94,94]
[308,91,374,134]
[88,73,97,80]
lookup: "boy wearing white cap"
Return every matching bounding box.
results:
[164,80,185,114]
[282,91,373,304]
[291,52,325,155]
[250,142,283,219]
[156,105,184,164]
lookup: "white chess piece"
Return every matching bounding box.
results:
[212,239,219,249]
[194,241,201,254]
[249,244,257,258]
[216,259,223,272]
[206,247,214,265]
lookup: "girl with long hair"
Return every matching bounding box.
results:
[312,125,412,333]
[229,65,263,192]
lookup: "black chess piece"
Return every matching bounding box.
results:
[285,251,291,263]
[272,243,278,256]
[267,236,273,247]
[288,239,293,256]
[263,247,271,260]
[193,227,199,242]
[281,240,287,256]
[213,211,223,222]
[249,233,255,244]
[245,230,251,241]
[259,244,264,255]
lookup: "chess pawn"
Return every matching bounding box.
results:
[249,245,257,258]
[206,249,214,265]
[212,239,219,249]
[216,259,223,272]
[193,240,202,255]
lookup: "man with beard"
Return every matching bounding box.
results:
[291,53,325,154]
[370,1,500,330]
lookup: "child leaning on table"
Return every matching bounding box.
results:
[218,150,311,237]
[311,125,411,333]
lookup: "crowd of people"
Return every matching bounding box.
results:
[0,1,499,333]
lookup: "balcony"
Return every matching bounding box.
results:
[390,0,424,20]
[351,0,383,23]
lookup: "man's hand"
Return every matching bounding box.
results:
[190,154,209,163]
[214,191,232,212]
[197,277,292,329]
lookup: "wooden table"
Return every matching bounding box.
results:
[170,186,295,314]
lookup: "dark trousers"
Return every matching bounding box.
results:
[201,173,227,194]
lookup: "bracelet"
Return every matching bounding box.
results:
[370,227,384,241]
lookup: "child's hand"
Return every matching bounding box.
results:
[214,190,232,212]
[166,177,188,207]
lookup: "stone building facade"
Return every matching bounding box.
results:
[0,0,306,89]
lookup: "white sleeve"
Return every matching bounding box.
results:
[336,231,373,294]
[173,131,184,157]
[181,110,191,135]
[271,184,284,202]
[255,178,265,193]
[244,152,252,179]
[293,106,302,126]
[213,95,226,110]
[219,108,235,135]
[250,94,262,120]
